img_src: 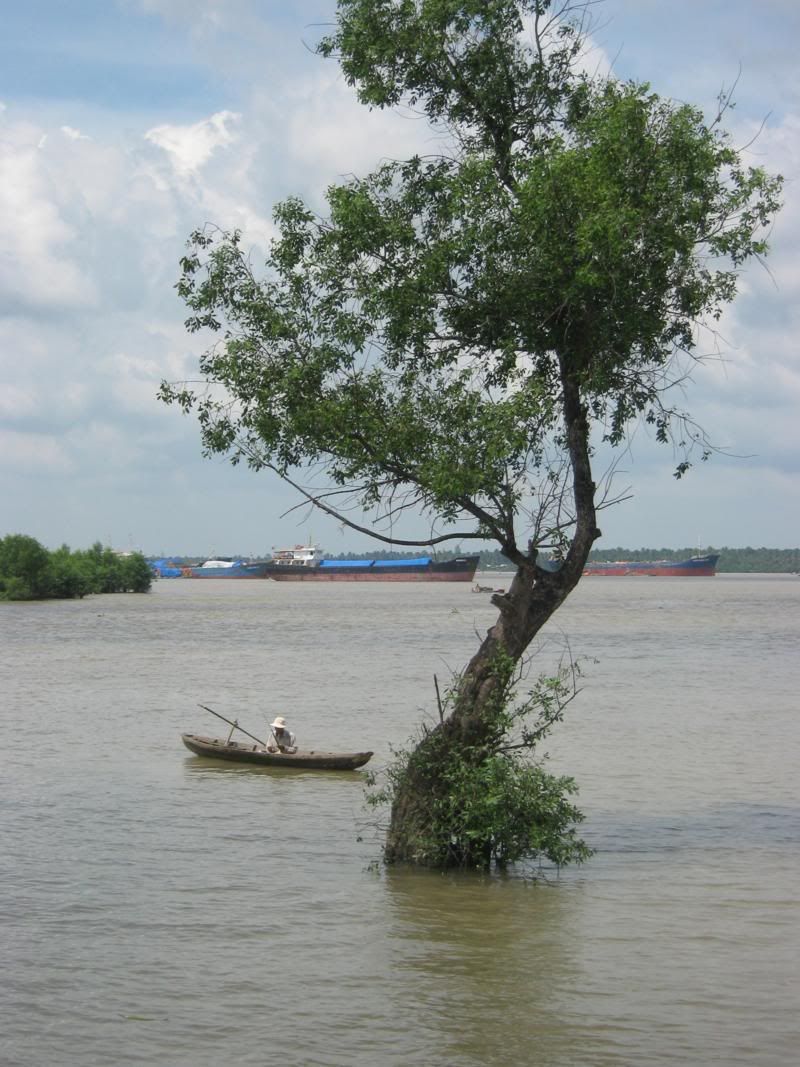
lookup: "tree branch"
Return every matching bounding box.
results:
[268,464,485,549]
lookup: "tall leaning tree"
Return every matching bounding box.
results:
[161,0,781,869]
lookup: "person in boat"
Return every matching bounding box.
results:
[267,716,297,753]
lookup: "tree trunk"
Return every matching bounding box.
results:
[383,365,600,867]
[383,554,589,866]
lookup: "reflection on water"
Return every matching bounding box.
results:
[384,869,585,1066]
[1,576,799,1066]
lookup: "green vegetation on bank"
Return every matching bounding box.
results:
[0,535,153,601]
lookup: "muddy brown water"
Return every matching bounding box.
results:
[2,574,798,1065]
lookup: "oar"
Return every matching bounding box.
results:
[198,703,267,747]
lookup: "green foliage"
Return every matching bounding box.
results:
[716,547,800,573]
[73,542,153,594]
[48,545,95,599]
[0,535,152,601]
[119,552,155,592]
[0,534,52,600]
[369,663,593,871]
[162,2,781,544]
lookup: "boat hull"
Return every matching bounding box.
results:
[582,553,720,577]
[181,563,271,579]
[263,556,480,582]
[181,734,373,770]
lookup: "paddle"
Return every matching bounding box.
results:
[197,703,268,748]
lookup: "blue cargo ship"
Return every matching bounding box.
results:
[262,544,479,582]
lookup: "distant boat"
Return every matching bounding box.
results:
[262,543,479,582]
[582,553,720,577]
[181,733,373,771]
[179,559,271,579]
[149,559,184,578]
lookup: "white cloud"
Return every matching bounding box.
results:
[61,125,90,141]
[0,133,97,309]
[0,429,74,473]
[66,419,147,467]
[102,347,189,416]
[0,384,37,419]
[145,109,241,174]
[284,72,433,181]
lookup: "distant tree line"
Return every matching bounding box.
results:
[0,535,153,601]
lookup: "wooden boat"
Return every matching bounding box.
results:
[181,733,373,771]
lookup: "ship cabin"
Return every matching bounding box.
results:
[269,544,325,567]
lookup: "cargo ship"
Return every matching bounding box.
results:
[262,543,479,582]
[180,559,271,579]
[582,553,720,577]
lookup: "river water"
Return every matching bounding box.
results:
[1,574,798,1066]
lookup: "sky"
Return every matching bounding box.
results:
[1,0,798,557]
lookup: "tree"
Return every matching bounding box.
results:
[160,0,781,868]
[119,552,155,593]
[0,534,52,600]
[79,542,123,593]
[0,538,153,600]
[48,544,94,599]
